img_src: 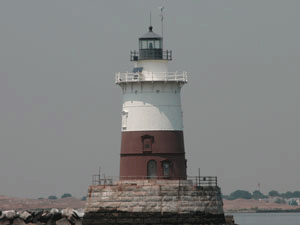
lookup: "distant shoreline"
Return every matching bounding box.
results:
[2,195,300,215]
[225,208,300,213]
[223,199,300,214]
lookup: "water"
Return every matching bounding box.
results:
[231,213,300,225]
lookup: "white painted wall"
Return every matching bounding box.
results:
[120,82,185,131]
[136,60,168,73]
[135,60,170,81]
[118,60,187,131]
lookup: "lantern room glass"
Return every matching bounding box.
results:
[155,40,161,48]
[148,40,154,49]
[139,39,162,49]
[141,40,147,49]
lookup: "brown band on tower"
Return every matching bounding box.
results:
[120,131,187,179]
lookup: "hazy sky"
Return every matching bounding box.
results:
[0,0,300,198]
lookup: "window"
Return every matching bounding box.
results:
[155,40,161,49]
[162,161,172,177]
[147,160,157,179]
[141,40,147,49]
[148,40,154,49]
[140,39,162,49]
[141,135,154,152]
[143,138,152,151]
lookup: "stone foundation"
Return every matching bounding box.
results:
[83,180,225,224]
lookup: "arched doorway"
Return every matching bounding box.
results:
[147,160,157,179]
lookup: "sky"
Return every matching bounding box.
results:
[0,0,300,198]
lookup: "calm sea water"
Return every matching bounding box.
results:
[230,213,300,225]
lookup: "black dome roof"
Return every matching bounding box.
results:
[139,26,162,40]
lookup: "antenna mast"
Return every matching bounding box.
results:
[159,6,164,38]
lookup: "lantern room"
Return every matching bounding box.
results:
[139,26,162,49]
[130,26,172,61]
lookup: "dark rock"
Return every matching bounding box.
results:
[56,218,71,225]
[0,221,9,225]
[67,214,78,225]
[74,221,82,225]
[36,222,46,225]
[46,220,56,225]
[50,213,62,222]
[32,211,43,223]
[12,218,25,225]
[67,217,76,225]
[0,219,10,225]
[70,212,79,220]
[40,212,51,223]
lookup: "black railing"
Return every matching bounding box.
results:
[92,175,113,186]
[194,176,218,187]
[91,175,217,187]
[130,50,172,61]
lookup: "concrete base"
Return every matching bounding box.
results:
[83,180,225,224]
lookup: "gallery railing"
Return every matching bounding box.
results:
[91,175,217,187]
[115,71,188,84]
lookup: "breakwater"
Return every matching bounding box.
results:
[0,208,84,225]
[0,206,236,224]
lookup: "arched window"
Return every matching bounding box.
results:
[162,161,172,178]
[147,160,157,179]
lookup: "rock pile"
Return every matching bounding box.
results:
[0,208,84,225]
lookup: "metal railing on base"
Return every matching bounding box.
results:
[91,175,217,187]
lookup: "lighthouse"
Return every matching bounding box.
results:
[115,25,188,180]
[84,23,226,225]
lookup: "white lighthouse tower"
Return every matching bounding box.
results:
[115,26,188,179]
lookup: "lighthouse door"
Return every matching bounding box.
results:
[147,160,157,179]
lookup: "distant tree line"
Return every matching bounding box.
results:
[223,190,300,200]
[40,193,87,201]
[46,193,73,200]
